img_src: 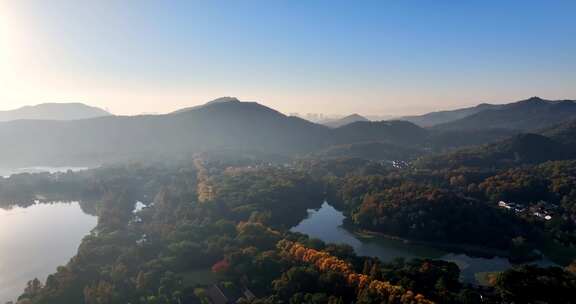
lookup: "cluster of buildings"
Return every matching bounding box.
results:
[497,201,554,221]
[389,160,410,169]
[289,112,331,123]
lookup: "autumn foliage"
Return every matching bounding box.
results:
[211,259,230,273]
[277,240,435,304]
[194,158,215,202]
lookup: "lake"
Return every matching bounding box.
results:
[0,202,97,303]
[291,202,557,284]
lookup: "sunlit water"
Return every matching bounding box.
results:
[0,202,96,303]
[291,202,557,284]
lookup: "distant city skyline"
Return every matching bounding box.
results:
[1,1,575,116]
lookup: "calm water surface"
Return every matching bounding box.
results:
[0,202,96,303]
[291,202,556,284]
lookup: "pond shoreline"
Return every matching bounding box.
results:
[343,222,571,267]
[292,202,561,285]
[348,225,510,259]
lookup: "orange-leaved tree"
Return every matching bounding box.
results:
[277,240,434,304]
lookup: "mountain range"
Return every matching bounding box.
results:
[0,103,111,122]
[0,99,424,165]
[0,96,575,166]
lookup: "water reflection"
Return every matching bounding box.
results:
[291,202,557,284]
[0,202,96,303]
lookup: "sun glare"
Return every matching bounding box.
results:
[0,3,20,74]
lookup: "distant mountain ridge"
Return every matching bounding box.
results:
[320,114,369,128]
[0,98,428,166]
[0,103,111,122]
[170,97,241,114]
[434,97,576,131]
[400,103,503,127]
[2,96,574,167]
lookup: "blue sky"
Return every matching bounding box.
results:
[1,0,575,115]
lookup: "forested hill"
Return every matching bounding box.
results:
[541,119,576,148]
[332,120,429,147]
[0,103,111,121]
[0,98,430,166]
[417,133,573,170]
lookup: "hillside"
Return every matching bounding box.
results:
[320,114,369,128]
[434,97,576,131]
[400,103,502,127]
[314,141,423,161]
[540,119,576,148]
[417,133,572,169]
[331,120,429,147]
[429,128,520,150]
[0,103,111,121]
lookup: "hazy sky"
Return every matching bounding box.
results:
[1,0,575,116]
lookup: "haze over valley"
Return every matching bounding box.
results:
[3,94,576,304]
[1,96,576,167]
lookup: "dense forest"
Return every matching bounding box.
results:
[2,154,576,304]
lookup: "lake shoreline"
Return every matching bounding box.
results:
[0,202,97,303]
